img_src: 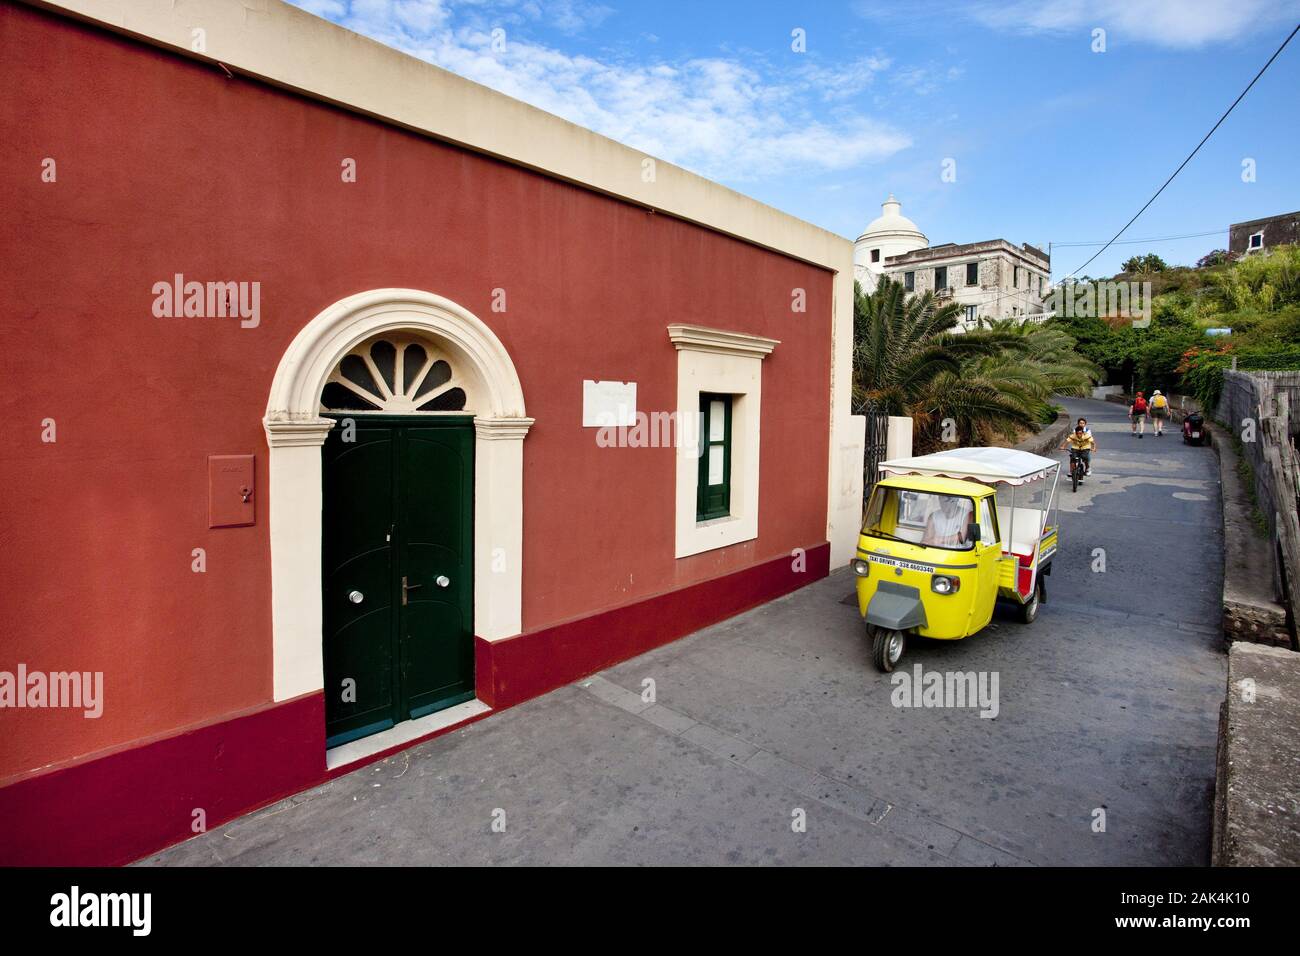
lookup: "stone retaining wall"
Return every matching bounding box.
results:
[1015,410,1070,457]
[1214,426,1291,649]
[1213,642,1300,866]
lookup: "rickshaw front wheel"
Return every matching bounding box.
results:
[871,626,906,673]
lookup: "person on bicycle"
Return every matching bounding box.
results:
[1076,418,1094,474]
[1061,424,1095,478]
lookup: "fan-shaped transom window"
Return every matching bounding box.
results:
[321,334,468,413]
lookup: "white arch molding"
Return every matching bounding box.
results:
[264,289,533,702]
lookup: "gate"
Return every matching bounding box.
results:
[860,404,889,504]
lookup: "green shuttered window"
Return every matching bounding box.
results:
[696,393,732,521]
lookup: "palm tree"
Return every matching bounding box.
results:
[853,278,1095,450]
[967,317,1100,424]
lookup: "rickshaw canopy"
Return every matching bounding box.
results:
[872,474,995,497]
[878,447,1057,486]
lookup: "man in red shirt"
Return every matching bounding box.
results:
[1130,391,1148,438]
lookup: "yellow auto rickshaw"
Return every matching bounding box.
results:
[851,447,1061,672]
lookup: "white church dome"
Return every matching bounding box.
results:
[857,194,926,245]
[853,195,929,291]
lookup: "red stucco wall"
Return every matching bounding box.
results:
[0,3,832,781]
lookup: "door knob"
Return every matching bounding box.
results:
[436,575,451,588]
[348,590,364,604]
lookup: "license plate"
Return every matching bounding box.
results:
[1192,431,1200,437]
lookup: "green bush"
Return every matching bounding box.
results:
[1053,247,1300,403]
[1179,346,1300,410]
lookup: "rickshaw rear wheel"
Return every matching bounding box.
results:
[870,626,906,672]
[1019,578,1044,623]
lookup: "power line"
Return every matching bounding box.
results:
[1050,228,1227,249]
[1063,21,1300,280]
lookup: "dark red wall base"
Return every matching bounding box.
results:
[0,542,829,866]
[0,693,325,867]
[476,542,831,708]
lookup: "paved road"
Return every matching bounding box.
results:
[144,398,1227,866]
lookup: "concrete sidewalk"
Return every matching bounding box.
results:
[144,398,1226,866]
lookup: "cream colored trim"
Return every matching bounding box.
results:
[672,329,774,559]
[668,324,780,358]
[268,289,526,422]
[471,416,533,642]
[474,418,536,441]
[263,289,530,701]
[264,418,334,447]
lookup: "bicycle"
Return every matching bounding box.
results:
[1068,449,1087,492]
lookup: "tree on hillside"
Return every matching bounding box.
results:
[1121,253,1169,275]
[1197,249,1235,269]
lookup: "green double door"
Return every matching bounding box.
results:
[322,415,474,748]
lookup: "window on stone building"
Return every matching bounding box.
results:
[871,248,881,263]
[935,266,947,290]
[904,271,914,291]
[966,262,978,285]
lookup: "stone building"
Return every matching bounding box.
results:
[1230,210,1300,257]
[853,197,1052,330]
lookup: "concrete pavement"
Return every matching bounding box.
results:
[143,397,1226,866]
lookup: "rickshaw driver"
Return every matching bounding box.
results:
[923,494,974,548]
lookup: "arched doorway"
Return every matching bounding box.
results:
[263,289,533,744]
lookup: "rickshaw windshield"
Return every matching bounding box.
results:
[863,487,977,552]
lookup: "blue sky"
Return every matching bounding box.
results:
[291,1,1300,278]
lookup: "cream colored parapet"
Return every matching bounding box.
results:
[27,0,860,567]
[26,0,852,273]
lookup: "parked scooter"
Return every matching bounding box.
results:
[1182,412,1207,446]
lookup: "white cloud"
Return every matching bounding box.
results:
[799,56,892,101]
[295,0,348,16]
[952,0,1298,49]
[288,0,911,181]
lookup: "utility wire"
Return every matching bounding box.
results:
[1051,228,1227,248]
[1063,21,1299,279]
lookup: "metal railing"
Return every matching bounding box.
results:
[861,404,889,504]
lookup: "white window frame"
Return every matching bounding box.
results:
[667,324,778,558]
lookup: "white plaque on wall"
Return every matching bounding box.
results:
[582,380,637,427]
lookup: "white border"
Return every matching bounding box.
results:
[669,325,777,558]
[263,289,532,702]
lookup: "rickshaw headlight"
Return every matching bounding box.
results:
[852,559,870,576]
[931,574,960,594]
